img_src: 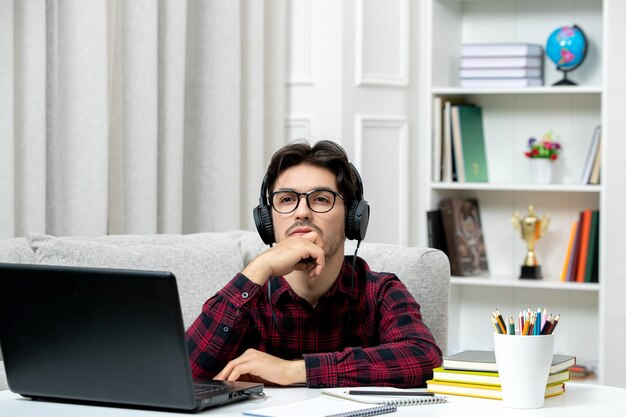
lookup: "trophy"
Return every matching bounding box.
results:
[512,205,550,279]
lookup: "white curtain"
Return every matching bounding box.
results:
[0,0,286,238]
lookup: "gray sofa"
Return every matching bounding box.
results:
[0,230,450,391]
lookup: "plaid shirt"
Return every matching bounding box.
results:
[185,257,442,388]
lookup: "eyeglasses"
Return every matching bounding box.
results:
[269,189,344,214]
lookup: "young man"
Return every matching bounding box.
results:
[185,140,442,387]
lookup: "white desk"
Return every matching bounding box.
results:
[0,383,623,417]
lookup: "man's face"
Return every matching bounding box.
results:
[271,164,346,259]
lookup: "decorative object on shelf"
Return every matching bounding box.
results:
[525,131,561,184]
[438,198,489,277]
[546,24,588,86]
[512,205,550,279]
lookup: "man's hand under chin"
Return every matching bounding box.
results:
[242,231,325,285]
[213,349,306,386]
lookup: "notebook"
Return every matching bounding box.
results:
[243,396,397,417]
[0,263,264,412]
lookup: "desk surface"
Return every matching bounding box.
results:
[0,383,623,417]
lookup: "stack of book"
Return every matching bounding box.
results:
[427,350,575,400]
[561,209,600,283]
[460,43,544,88]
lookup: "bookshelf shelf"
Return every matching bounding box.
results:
[431,183,602,193]
[432,86,603,96]
[450,277,600,292]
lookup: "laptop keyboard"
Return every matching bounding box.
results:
[193,383,226,398]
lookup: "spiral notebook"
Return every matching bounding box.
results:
[321,387,448,406]
[244,388,446,417]
[243,396,395,417]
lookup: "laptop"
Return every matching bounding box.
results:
[0,263,264,412]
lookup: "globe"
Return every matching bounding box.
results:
[546,25,588,85]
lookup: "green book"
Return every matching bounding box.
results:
[584,210,600,282]
[457,105,489,182]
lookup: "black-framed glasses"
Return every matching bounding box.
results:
[269,189,344,214]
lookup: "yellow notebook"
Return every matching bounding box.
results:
[432,367,570,387]
[426,380,565,400]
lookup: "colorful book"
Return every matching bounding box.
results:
[442,350,576,374]
[584,210,600,282]
[432,367,570,387]
[561,221,578,282]
[567,213,583,282]
[438,198,489,276]
[576,209,593,282]
[426,380,565,400]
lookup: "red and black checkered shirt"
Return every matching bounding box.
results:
[185,257,442,387]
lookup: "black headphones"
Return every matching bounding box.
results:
[253,163,370,245]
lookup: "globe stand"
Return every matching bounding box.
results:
[553,70,577,86]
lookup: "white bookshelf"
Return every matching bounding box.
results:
[422,0,608,383]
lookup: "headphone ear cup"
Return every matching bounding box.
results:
[253,205,275,245]
[346,199,370,241]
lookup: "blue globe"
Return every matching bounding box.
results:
[546,25,587,71]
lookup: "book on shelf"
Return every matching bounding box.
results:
[460,68,543,79]
[575,209,593,283]
[580,125,602,184]
[461,43,543,57]
[426,209,449,256]
[451,104,489,182]
[561,221,578,282]
[442,350,576,375]
[461,56,543,69]
[589,133,602,184]
[561,209,600,283]
[460,77,543,88]
[438,198,488,276]
[439,98,466,182]
[432,367,570,387]
[426,380,565,400]
[432,96,443,182]
[450,105,466,182]
[585,210,600,283]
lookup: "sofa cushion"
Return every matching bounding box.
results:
[27,232,243,329]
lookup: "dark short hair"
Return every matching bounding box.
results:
[265,140,359,205]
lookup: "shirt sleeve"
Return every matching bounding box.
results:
[302,277,443,388]
[184,273,262,379]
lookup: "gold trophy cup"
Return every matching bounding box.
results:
[512,205,550,279]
